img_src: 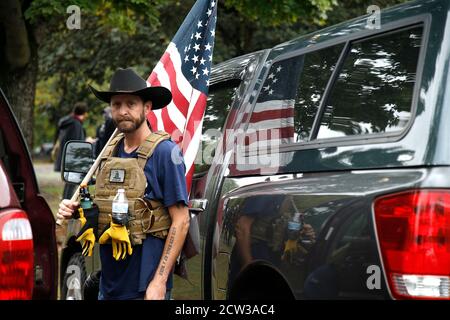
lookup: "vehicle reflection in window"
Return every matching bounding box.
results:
[317,25,423,139]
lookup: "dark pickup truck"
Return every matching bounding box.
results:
[60,0,450,300]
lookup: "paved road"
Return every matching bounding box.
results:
[33,161,69,259]
[33,161,64,216]
[34,162,61,185]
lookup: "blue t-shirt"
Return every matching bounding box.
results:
[99,138,189,300]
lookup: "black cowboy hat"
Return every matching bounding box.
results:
[89,68,172,110]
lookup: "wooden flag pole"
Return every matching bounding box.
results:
[55,128,120,226]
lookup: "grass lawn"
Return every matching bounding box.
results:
[172,255,203,300]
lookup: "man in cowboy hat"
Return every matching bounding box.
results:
[57,68,190,300]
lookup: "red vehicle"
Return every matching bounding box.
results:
[0,89,57,299]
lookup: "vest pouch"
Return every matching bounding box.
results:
[128,198,172,243]
[127,198,153,245]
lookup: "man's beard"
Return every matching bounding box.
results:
[114,112,146,133]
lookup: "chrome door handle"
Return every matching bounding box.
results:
[189,198,208,215]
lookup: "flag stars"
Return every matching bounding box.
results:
[178,3,217,90]
[276,66,282,73]
[268,73,275,79]
[268,89,274,95]
[272,78,278,84]
[263,85,271,91]
[156,1,216,109]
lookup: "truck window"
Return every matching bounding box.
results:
[294,44,345,142]
[247,43,344,151]
[195,83,239,173]
[316,25,423,139]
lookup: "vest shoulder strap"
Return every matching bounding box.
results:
[136,131,171,169]
[101,132,125,161]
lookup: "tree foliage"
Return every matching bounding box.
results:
[0,0,167,148]
[35,12,166,145]
[27,0,169,146]
[224,0,337,26]
[25,0,162,33]
[0,0,410,147]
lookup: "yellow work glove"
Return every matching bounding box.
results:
[282,239,299,263]
[282,239,309,263]
[98,222,133,260]
[75,205,99,257]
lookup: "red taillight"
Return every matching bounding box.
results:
[0,209,34,300]
[374,190,450,299]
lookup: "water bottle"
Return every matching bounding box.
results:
[287,212,303,240]
[79,184,93,210]
[112,189,129,225]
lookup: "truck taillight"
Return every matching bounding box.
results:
[0,209,34,300]
[374,190,450,299]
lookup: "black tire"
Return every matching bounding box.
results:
[61,253,87,300]
[83,270,101,300]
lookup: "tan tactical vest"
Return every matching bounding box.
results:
[94,131,172,245]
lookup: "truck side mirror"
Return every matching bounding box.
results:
[61,141,94,184]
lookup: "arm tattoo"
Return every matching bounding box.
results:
[158,226,177,277]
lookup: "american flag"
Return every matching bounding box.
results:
[147,0,217,192]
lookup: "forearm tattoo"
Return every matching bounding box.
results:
[158,226,177,277]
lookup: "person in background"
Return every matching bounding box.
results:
[53,102,88,199]
[94,106,116,157]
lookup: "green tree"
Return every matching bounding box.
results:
[35,12,166,146]
[214,0,409,60]
[32,0,339,147]
[1,0,408,149]
[0,0,163,148]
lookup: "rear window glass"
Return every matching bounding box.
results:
[294,44,344,142]
[317,25,423,139]
[195,84,238,173]
[246,44,344,151]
